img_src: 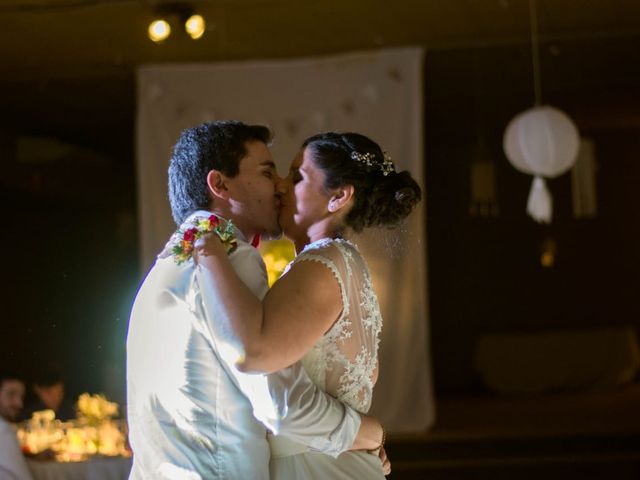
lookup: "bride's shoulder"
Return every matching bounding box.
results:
[295,238,355,264]
[301,237,357,254]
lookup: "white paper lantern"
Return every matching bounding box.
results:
[503,105,580,223]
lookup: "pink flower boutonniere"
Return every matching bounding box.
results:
[169,215,238,265]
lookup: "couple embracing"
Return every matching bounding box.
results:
[126,120,421,479]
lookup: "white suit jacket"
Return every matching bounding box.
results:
[126,211,360,479]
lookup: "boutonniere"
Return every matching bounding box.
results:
[162,215,238,265]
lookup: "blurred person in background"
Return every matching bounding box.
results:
[22,367,75,421]
[0,370,33,480]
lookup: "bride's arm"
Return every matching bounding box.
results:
[195,233,342,373]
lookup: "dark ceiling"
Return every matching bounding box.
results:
[1,0,639,157]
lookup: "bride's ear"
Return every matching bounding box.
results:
[207,170,229,200]
[327,184,354,213]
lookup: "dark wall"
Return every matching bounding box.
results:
[0,130,138,406]
[1,40,638,401]
[425,47,640,393]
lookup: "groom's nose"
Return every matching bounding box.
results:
[275,176,288,196]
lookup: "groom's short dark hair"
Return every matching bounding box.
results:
[168,120,272,225]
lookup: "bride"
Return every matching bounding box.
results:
[195,132,421,478]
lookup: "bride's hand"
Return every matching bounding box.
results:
[378,447,391,476]
[193,232,226,264]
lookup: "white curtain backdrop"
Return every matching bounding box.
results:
[136,47,434,433]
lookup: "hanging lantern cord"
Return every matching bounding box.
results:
[529,0,542,106]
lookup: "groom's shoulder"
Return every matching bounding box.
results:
[136,256,197,300]
[229,241,265,269]
[229,241,268,299]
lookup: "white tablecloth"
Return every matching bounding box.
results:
[27,456,132,480]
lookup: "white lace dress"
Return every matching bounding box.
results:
[269,238,385,479]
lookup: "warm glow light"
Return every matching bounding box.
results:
[540,238,557,268]
[541,251,555,268]
[260,239,295,286]
[185,14,205,39]
[16,398,129,462]
[148,19,171,43]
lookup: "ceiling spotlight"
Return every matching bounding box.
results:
[185,14,205,40]
[148,19,171,43]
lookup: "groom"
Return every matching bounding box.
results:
[126,121,375,479]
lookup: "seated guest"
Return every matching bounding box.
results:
[0,370,33,480]
[22,368,75,421]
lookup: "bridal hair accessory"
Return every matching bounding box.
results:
[350,150,395,176]
[161,214,238,265]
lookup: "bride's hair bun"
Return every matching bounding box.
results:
[361,170,421,231]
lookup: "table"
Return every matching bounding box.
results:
[27,456,132,480]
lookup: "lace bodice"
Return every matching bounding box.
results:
[287,238,383,414]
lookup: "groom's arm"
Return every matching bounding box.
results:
[263,363,383,457]
[267,363,359,454]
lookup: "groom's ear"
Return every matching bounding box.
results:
[328,184,355,213]
[207,170,229,200]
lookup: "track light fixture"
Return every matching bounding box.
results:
[185,14,205,40]
[148,19,171,43]
[147,5,206,43]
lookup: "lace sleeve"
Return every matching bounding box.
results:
[289,239,381,414]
